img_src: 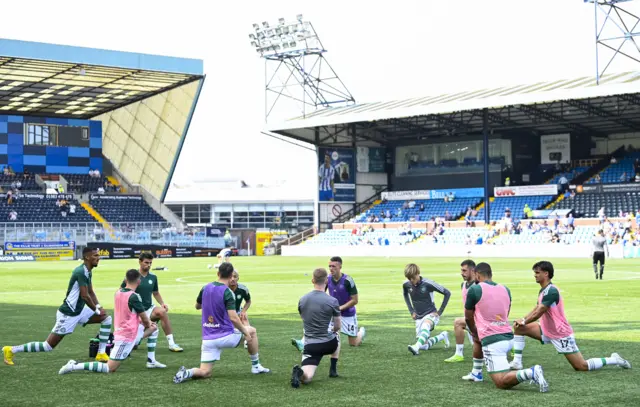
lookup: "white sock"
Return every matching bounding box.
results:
[472,358,483,375]
[166,334,176,347]
[98,316,112,353]
[12,342,53,353]
[147,329,159,362]
[75,361,110,373]
[587,357,616,370]
[513,335,525,363]
[250,353,260,367]
[455,344,464,357]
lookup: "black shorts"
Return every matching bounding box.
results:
[301,337,339,366]
[593,251,605,265]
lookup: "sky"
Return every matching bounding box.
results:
[3,0,640,199]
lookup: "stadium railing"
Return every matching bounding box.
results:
[0,222,220,247]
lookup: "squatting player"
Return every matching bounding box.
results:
[229,270,252,348]
[292,256,365,351]
[172,263,269,384]
[58,269,158,375]
[465,262,549,392]
[3,247,112,365]
[510,260,631,372]
[291,268,342,388]
[403,263,451,355]
[445,259,477,363]
[122,253,183,367]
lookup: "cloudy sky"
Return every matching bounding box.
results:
[3,0,640,199]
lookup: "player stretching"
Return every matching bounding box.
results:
[123,253,182,368]
[291,256,365,351]
[58,269,158,375]
[173,263,270,383]
[291,268,342,388]
[511,260,631,372]
[403,263,451,355]
[592,230,609,280]
[214,247,232,269]
[445,259,477,363]
[3,247,112,365]
[229,270,252,349]
[465,262,548,392]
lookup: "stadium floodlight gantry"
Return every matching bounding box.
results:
[586,0,640,84]
[0,39,204,201]
[265,70,640,225]
[248,14,355,122]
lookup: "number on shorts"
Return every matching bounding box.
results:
[560,339,570,349]
[349,325,355,333]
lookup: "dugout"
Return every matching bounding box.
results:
[265,71,640,230]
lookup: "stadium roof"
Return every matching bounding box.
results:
[266,71,640,145]
[0,39,203,119]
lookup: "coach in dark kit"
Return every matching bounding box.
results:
[291,268,341,388]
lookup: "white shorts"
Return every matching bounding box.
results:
[110,341,135,361]
[51,306,95,336]
[329,315,359,337]
[144,305,156,319]
[201,333,243,363]
[415,313,440,336]
[541,333,580,354]
[482,339,514,373]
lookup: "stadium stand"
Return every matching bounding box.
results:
[88,196,166,223]
[0,197,94,223]
[475,195,555,221]
[63,174,108,194]
[0,173,39,191]
[552,191,640,218]
[546,166,589,185]
[305,227,425,246]
[587,152,640,184]
[355,197,481,222]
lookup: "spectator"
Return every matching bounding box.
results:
[419,203,425,211]
[8,209,17,221]
[408,200,416,209]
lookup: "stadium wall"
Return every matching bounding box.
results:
[0,115,102,174]
[281,243,625,259]
[93,80,203,201]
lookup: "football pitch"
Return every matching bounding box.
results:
[1,256,639,407]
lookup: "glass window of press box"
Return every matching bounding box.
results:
[167,203,314,229]
[395,139,511,176]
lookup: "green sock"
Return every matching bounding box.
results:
[416,329,430,346]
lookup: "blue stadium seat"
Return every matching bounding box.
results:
[357,197,481,223]
[587,152,640,184]
[0,197,95,223]
[475,195,554,221]
[90,196,166,223]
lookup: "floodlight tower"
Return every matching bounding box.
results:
[249,15,356,122]
[586,0,640,84]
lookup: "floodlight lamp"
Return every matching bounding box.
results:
[266,29,275,37]
[249,33,256,40]
[253,23,260,30]
[290,41,297,48]
[258,31,265,40]
[250,41,258,47]
[278,18,285,25]
[297,14,303,22]
[282,26,290,34]
[275,27,282,35]
[262,21,269,28]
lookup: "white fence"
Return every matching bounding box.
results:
[282,243,625,259]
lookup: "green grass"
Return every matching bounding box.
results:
[1,256,639,407]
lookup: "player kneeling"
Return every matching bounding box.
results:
[59,269,158,375]
[229,270,252,349]
[173,263,269,383]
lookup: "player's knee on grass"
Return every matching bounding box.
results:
[199,363,214,377]
[454,317,466,329]
[566,353,589,371]
[107,360,120,373]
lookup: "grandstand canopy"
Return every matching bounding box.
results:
[266,71,640,146]
[0,39,203,119]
